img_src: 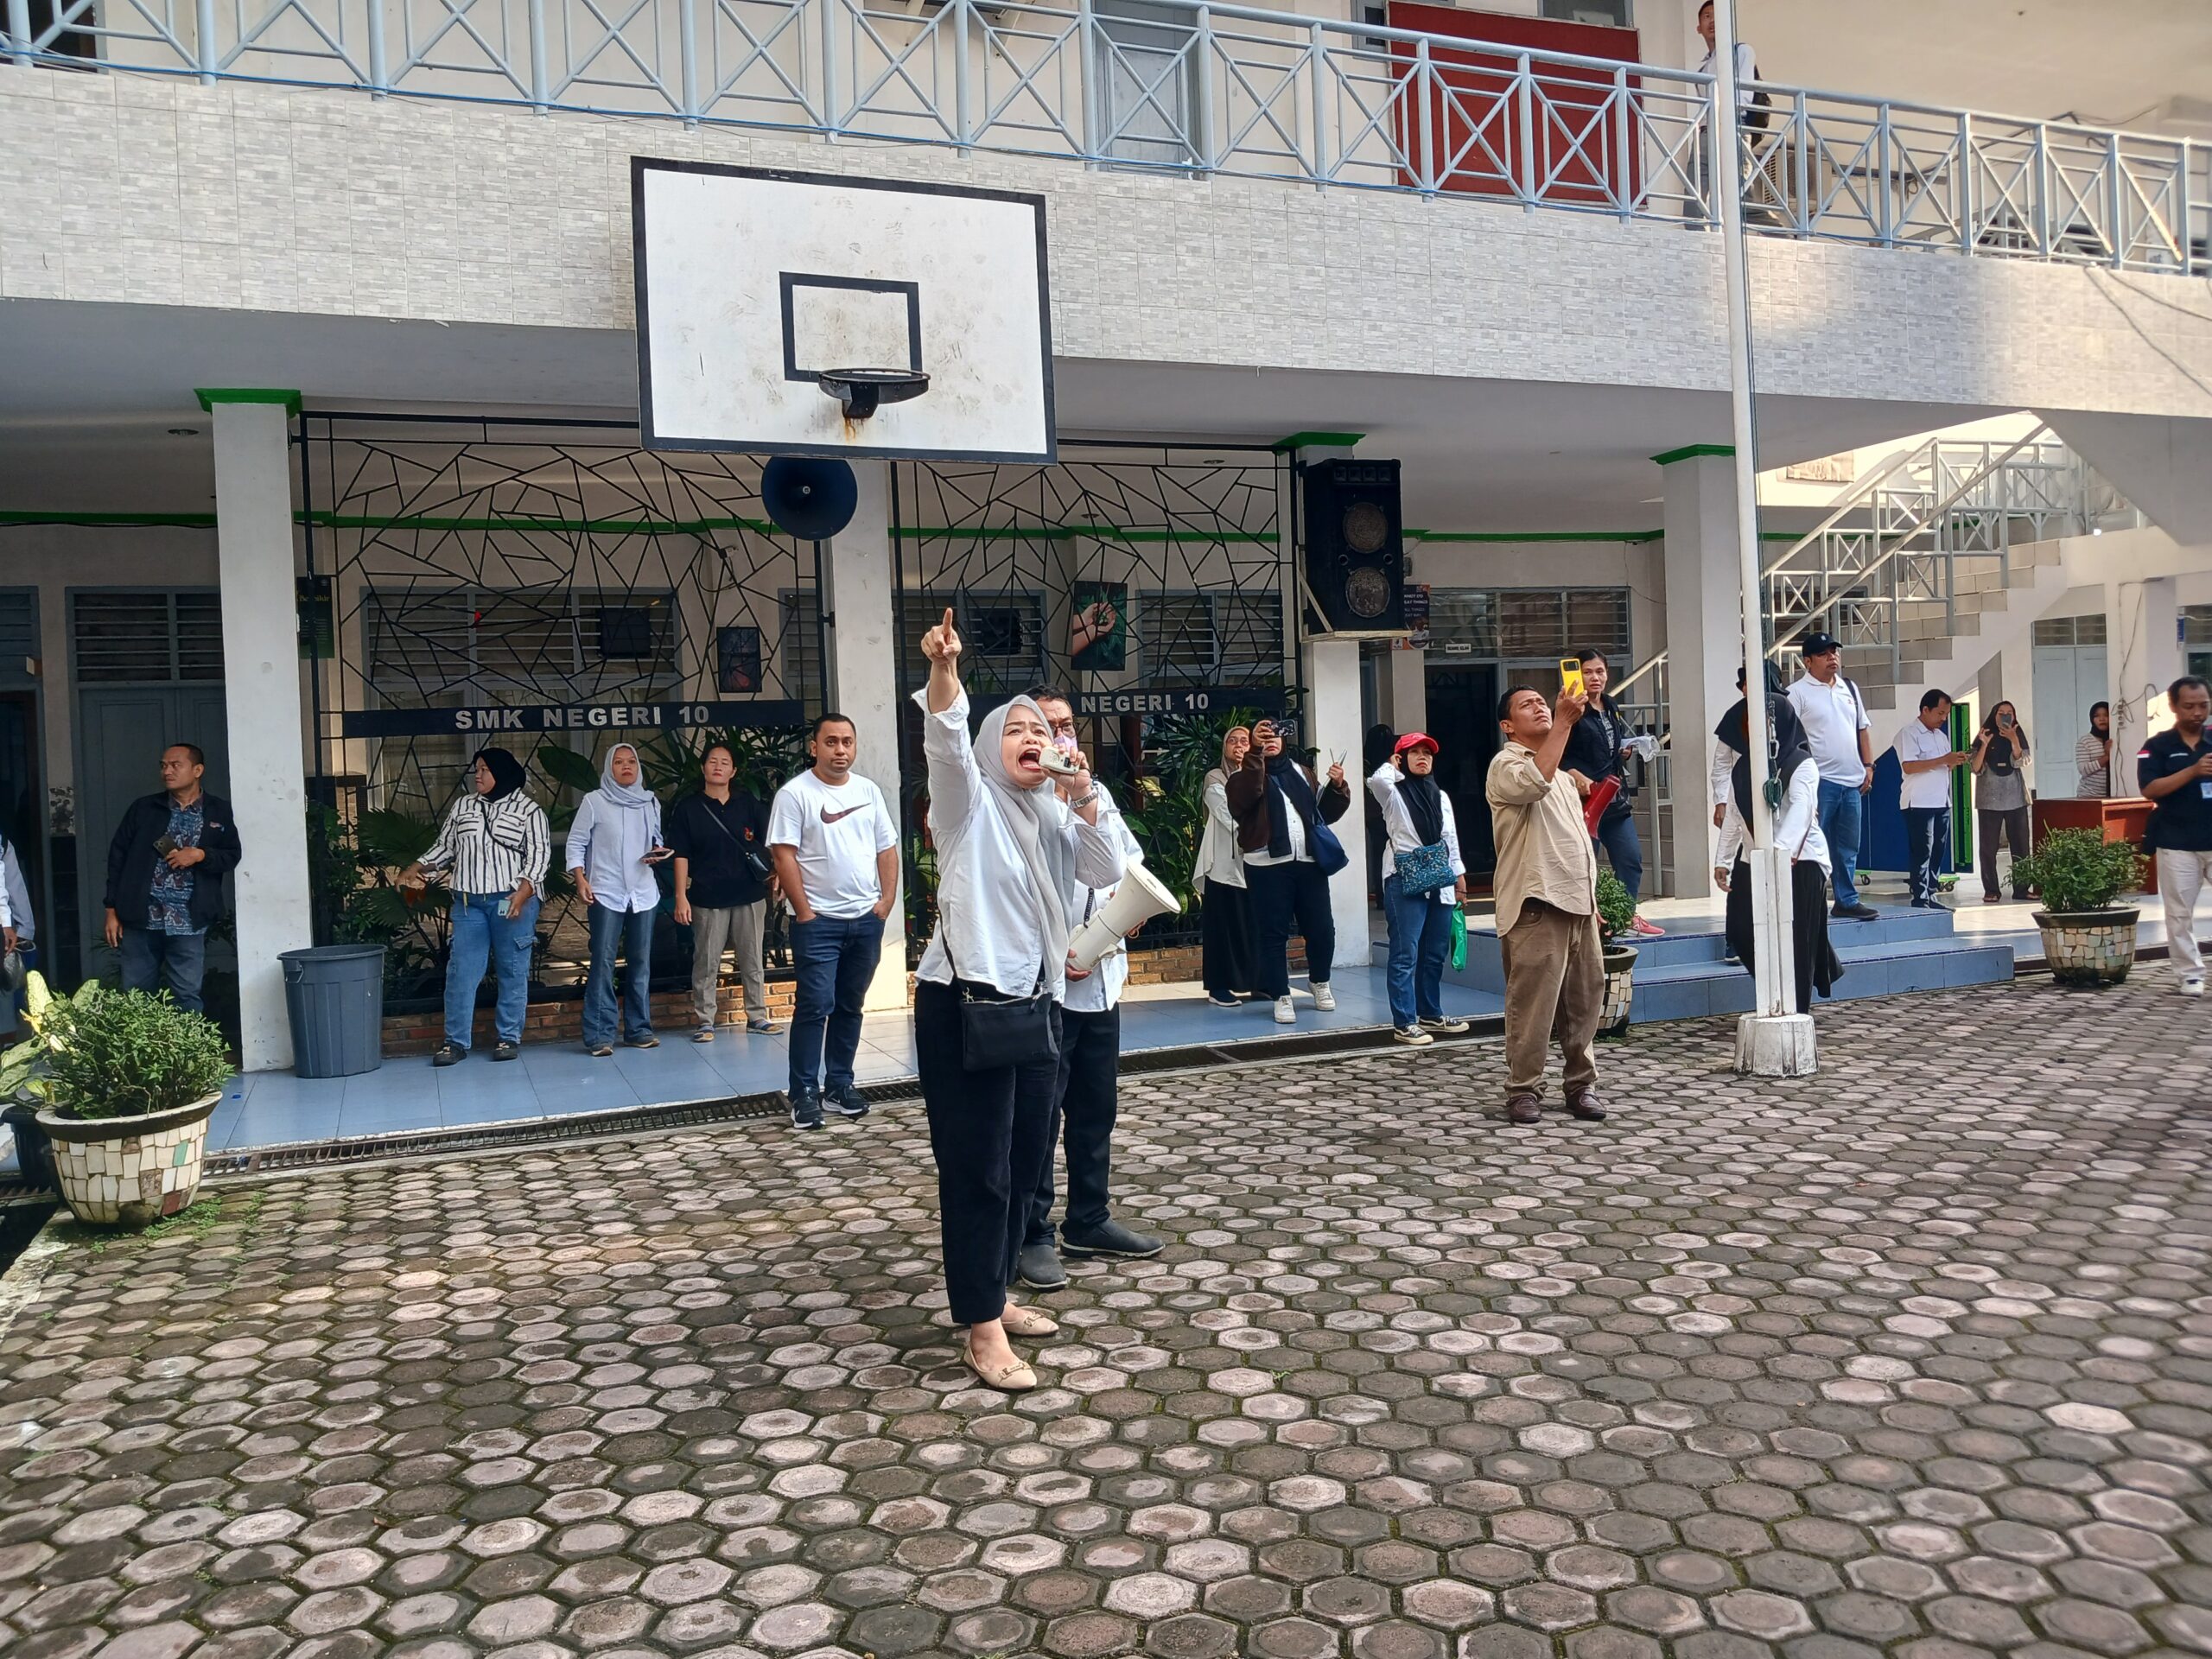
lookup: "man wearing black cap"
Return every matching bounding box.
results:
[1785,632,1878,919]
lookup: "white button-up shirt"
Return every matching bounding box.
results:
[565,789,664,913]
[1894,719,1956,810]
[1368,761,1466,907]
[1788,674,1872,787]
[1061,799,1147,1015]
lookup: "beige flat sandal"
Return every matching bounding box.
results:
[1000,1304,1059,1338]
[962,1341,1038,1392]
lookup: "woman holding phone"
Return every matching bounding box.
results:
[567,741,672,1054]
[1198,726,1257,1006]
[1971,702,2032,904]
[912,609,1124,1391]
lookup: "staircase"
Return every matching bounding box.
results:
[1764,429,2139,709]
[1452,906,2016,1021]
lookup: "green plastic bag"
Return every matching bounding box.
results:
[1449,904,1467,971]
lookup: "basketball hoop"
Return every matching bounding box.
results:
[817,367,931,422]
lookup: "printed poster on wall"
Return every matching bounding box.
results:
[717,626,763,693]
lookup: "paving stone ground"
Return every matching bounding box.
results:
[3,975,2211,1659]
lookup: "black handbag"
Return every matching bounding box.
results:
[701,795,774,883]
[947,938,1058,1072]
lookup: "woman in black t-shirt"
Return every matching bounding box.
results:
[668,741,780,1039]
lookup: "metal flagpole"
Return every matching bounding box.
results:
[1711,0,1815,1075]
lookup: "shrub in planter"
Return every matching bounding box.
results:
[0,976,232,1228]
[2009,829,2146,988]
[1595,868,1639,1036]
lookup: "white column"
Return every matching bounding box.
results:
[209,398,313,1071]
[1304,634,1371,969]
[821,461,909,1013]
[2110,576,2183,763]
[1659,450,1744,899]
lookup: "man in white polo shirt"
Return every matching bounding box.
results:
[768,712,900,1131]
[1787,632,1878,920]
[1893,690,1967,909]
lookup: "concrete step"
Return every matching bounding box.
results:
[1629,935,2017,1022]
[1452,906,1961,995]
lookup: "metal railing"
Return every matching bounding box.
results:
[6,0,2206,274]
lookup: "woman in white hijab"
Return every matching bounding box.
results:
[565,741,671,1056]
[913,608,1127,1390]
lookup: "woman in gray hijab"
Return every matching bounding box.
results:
[566,741,671,1056]
[912,609,1126,1391]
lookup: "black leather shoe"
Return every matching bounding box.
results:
[1505,1093,1542,1125]
[1061,1219,1165,1259]
[432,1043,467,1067]
[493,1040,520,1062]
[1565,1087,1608,1122]
[1017,1241,1069,1288]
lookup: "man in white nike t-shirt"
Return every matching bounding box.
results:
[768,713,900,1130]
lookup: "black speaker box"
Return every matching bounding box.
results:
[1301,458,1406,636]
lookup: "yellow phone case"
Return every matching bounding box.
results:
[1559,657,1586,699]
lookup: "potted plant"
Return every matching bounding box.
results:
[0,976,232,1230]
[1595,868,1640,1036]
[2010,829,2146,988]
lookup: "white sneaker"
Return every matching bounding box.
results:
[1274,995,1296,1024]
[1312,983,1336,1012]
[2183,974,2205,998]
[1392,1025,1433,1046]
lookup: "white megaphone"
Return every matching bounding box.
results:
[1070,860,1183,971]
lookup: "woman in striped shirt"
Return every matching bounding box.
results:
[400,747,551,1065]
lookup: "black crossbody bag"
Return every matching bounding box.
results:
[945,935,1058,1072]
[698,796,772,884]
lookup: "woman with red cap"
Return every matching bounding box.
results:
[1370,732,1471,1046]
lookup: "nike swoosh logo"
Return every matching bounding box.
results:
[821,804,868,824]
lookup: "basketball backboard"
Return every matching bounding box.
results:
[632,160,1056,463]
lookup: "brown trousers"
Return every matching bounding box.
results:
[1499,899,1603,1097]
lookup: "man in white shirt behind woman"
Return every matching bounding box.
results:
[1014,688,1166,1293]
[1370,733,1471,1047]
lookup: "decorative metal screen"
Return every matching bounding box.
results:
[889,444,1294,950]
[302,412,817,1004]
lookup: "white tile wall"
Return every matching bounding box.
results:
[3,73,2211,419]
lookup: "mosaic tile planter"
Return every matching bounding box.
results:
[1599,944,1638,1037]
[37,1093,219,1230]
[2032,906,2139,988]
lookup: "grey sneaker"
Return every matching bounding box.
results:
[790,1089,824,1131]
[1017,1241,1068,1289]
[1061,1218,1165,1260]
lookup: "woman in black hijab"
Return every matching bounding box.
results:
[1713,690,1842,1014]
[400,746,553,1065]
[1224,718,1353,1023]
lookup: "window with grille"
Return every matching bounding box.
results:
[1141,591,1285,680]
[897,591,1047,693]
[73,591,224,683]
[780,590,825,709]
[2034,614,2112,647]
[2183,606,2212,645]
[363,588,678,701]
[1427,588,1630,664]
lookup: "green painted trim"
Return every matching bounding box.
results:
[194,388,304,416]
[1649,443,1735,467]
[1408,529,1663,544]
[0,511,218,528]
[1270,431,1364,452]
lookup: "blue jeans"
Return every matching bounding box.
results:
[788,911,885,1098]
[446,891,540,1049]
[1817,779,1866,908]
[119,925,207,1014]
[1902,807,1950,905]
[1592,810,1644,905]
[1382,874,1453,1028]
[584,902,656,1047]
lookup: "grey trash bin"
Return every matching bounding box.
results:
[280,944,386,1079]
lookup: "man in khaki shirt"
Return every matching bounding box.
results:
[1485,684,1607,1126]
